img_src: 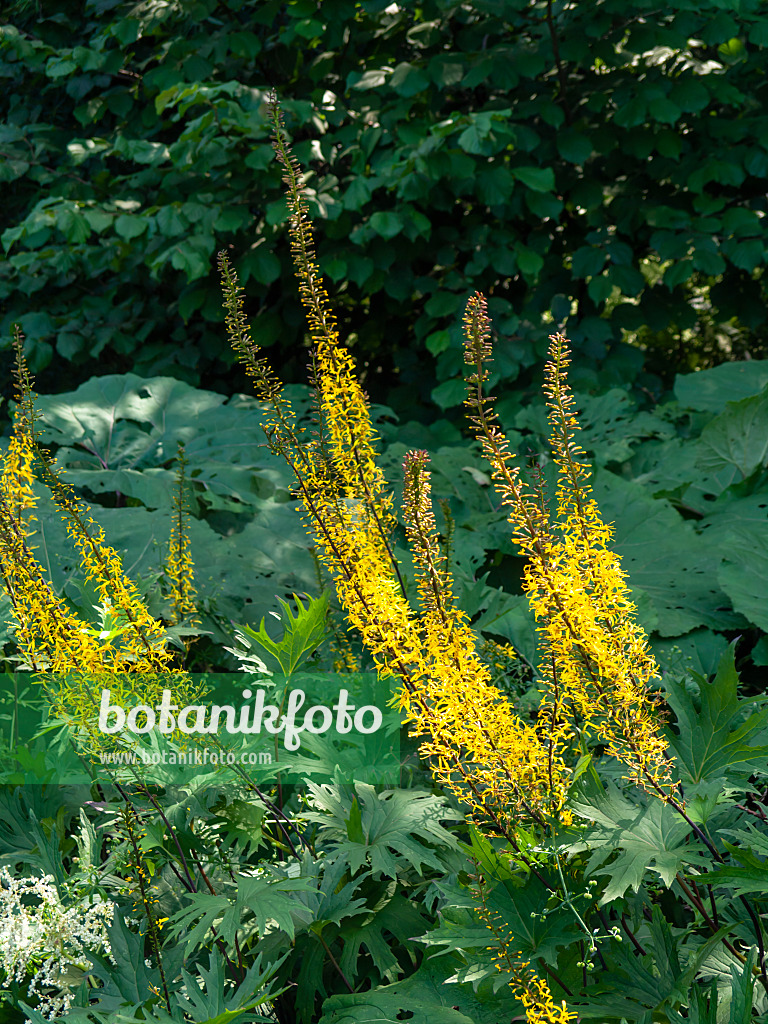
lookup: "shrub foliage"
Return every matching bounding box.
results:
[2,0,768,404]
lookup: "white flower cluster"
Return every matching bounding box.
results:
[0,867,115,1021]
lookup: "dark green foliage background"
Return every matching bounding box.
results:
[2,0,768,410]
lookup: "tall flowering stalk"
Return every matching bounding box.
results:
[165,440,199,628]
[219,94,589,1024]
[463,295,674,796]
[0,333,198,747]
[0,329,105,676]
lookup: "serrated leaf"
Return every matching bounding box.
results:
[302,782,462,878]
[570,780,708,903]
[175,949,284,1024]
[721,823,768,857]
[664,645,768,789]
[169,872,314,955]
[86,913,161,1009]
[729,948,757,1024]
[233,591,330,677]
[706,842,768,897]
[338,893,427,983]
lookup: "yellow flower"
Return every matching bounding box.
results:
[0,330,200,752]
[464,300,674,795]
[223,103,571,839]
[165,441,200,627]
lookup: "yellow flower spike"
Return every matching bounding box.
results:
[464,309,674,796]
[166,441,200,628]
[38,453,171,675]
[226,104,572,838]
[0,336,107,675]
[2,329,42,552]
[268,95,397,546]
[0,496,105,674]
[219,96,686,1024]
[0,330,203,755]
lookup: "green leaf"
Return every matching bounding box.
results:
[58,208,92,243]
[324,257,347,282]
[515,244,544,275]
[725,238,764,271]
[368,211,404,239]
[570,780,709,903]
[294,17,324,40]
[426,329,450,355]
[729,948,756,1024]
[719,37,746,60]
[432,378,466,410]
[342,178,372,211]
[389,61,430,96]
[476,166,513,205]
[613,96,646,127]
[511,165,555,192]
[233,592,330,677]
[674,360,768,412]
[214,208,248,233]
[664,259,695,289]
[717,524,768,631]
[648,97,681,124]
[706,844,768,898]
[114,213,147,240]
[663,644,768,789]
[242,247,281,285]
[696,391,768,478]
[338,893,428,986]
[86,913,160,1007]
[171,236,213,281]
[721,822,768,857]
[45,56,78,78]
[83,209,114,234]
[302,782,462,878]
[318,966,476,1024]
[593,471,734,636]
[556,129,592,164]
[586,272,612,304]
[571,246,607,278]
[692,247,726,276]
[483,873,584,966]
[350,68,392,91]
[169,871,314,955]
[174,950,285,1024]
[670,77,710,113]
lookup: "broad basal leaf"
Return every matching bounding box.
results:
[318,959,484,1024]
[664,645,768,790]
[593,471,740,636]
[696,391,768,478]
[302,782,463,878]
[570,779,708,903]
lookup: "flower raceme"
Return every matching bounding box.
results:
[220,95,570,836]
[166,441,200,628]
[0,331,200,746]
[219,93,676,1023]
[463,295,674,795]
